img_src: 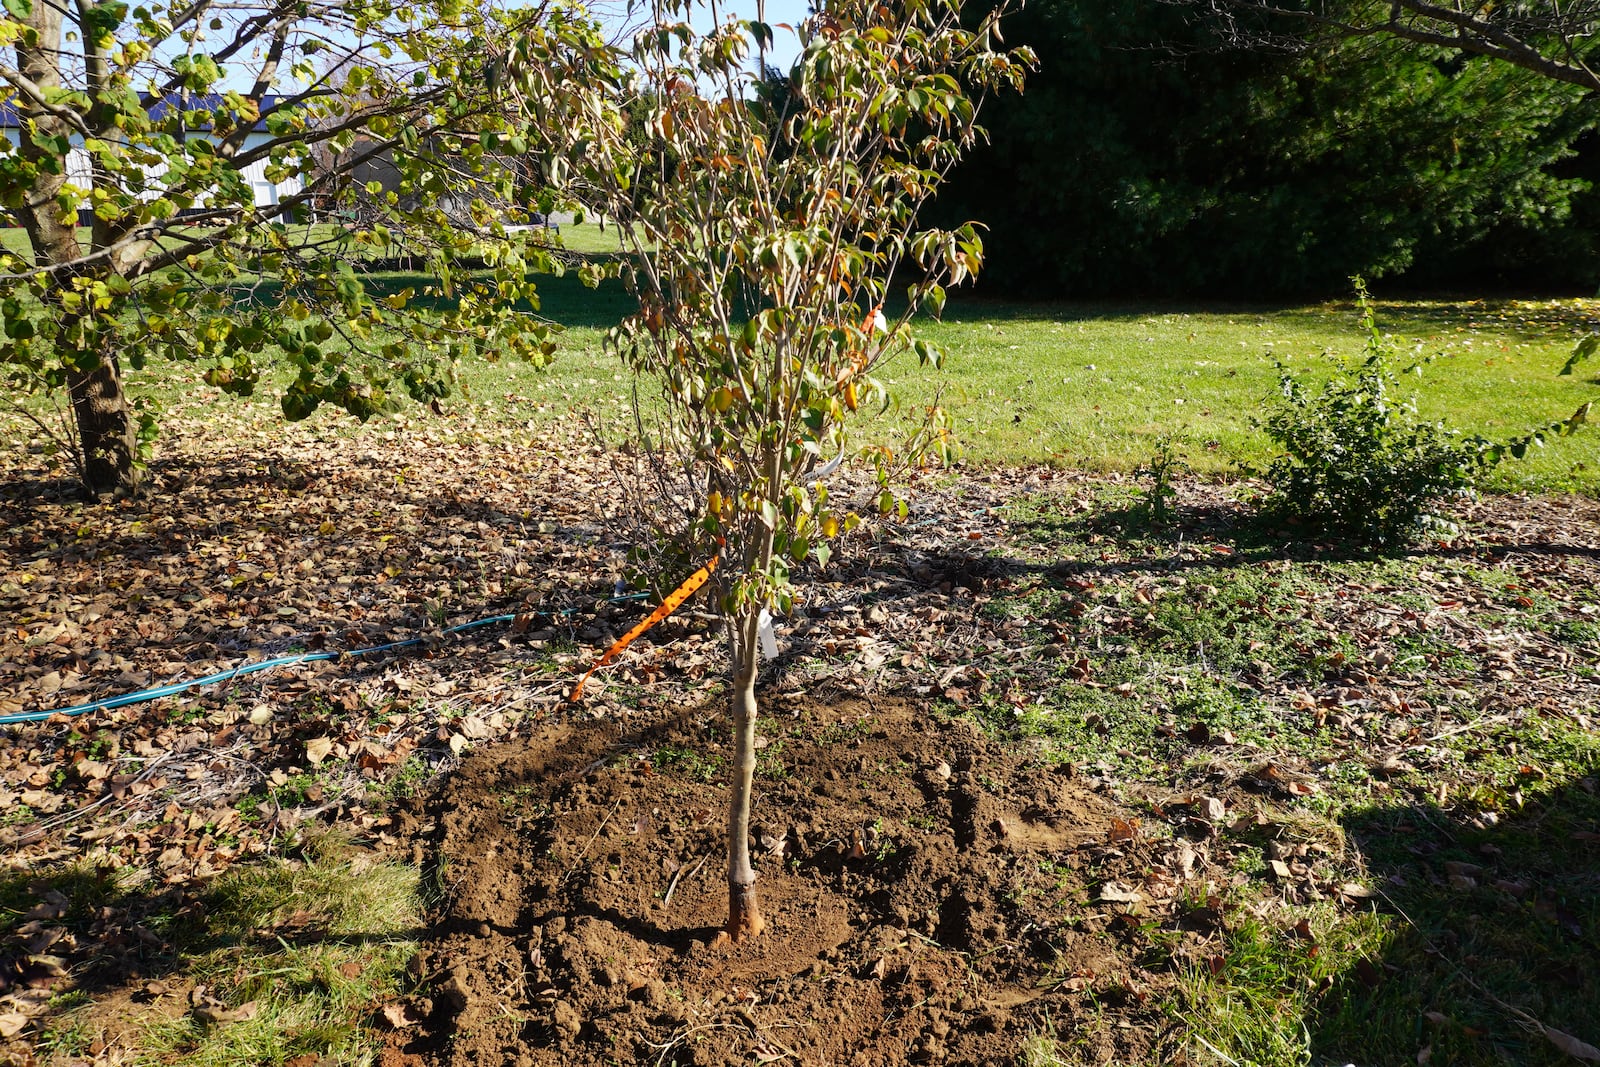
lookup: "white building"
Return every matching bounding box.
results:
[1,93,303,220]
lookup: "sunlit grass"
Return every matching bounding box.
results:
[887,298,1600,492]
[430,291,1600,496]
[5,252,1598,496]
[23,837,422,1067]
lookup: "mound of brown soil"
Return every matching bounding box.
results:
[400,698,1184,1067]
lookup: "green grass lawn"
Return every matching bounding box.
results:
[543,217,635,255]
[445,285,1600,494]
[4,243,1597,495]
[891,297,1600,491]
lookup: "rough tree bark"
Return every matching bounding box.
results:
[13,0,142,498]
[67,351,142,499]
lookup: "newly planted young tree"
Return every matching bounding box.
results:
[1,0,591,498]
[506,0,1030,940]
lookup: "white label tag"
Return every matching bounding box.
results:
[757,608,779,660]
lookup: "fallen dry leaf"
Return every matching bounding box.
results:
[1098,881,1144,904]
[1543,1025,1600,1063]
[1106,817,1140,843]
[1196,796,1226,821]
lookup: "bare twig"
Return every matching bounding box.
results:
[560,797,622,884]
[662,851,709,907]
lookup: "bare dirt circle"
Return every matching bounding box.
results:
[397,697,1185,1067]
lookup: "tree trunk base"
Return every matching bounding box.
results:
[69,356,141,501]
[717,882,765,944]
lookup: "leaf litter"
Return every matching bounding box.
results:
[1,403,1599,1063]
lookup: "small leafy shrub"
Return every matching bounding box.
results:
[1257,282,1587,546]
[1136,429,1189,528]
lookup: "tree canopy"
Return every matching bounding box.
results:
[1193,0,1600,94]
[1,0,586,497]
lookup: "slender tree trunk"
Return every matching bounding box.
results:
[68,350,141,499]
[723,609,766,942]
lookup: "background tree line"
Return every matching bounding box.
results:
[938,0,1600,298]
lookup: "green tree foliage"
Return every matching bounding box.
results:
[938,0,1599,297]
[502,0,1030,940]
[1,0,584,498]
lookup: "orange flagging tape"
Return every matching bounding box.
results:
[570,556,719,702]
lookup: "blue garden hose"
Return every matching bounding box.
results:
[0,594,649,727]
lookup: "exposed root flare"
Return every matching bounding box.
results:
[721,881,766,943]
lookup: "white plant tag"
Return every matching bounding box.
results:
[758,608,779,660]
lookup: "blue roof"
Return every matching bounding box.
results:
[0,93,283,131]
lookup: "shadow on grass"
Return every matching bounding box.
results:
[0,844,422,1004]
[924,292,1596,347]
[1312,775,1600,1066]
[6,828,433,1064]
[928,296,1299,326]
[995,489,1600,580]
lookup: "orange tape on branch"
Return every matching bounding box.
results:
[569,556,719,702]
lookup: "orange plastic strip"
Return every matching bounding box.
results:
[570,556,719,702]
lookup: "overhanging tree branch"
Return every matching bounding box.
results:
[1184,0,1600,92]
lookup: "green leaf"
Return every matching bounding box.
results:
[2,0,31,19]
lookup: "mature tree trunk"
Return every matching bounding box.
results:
[13,0,140,499]
[722,609,766,942]
[68,352,141,499]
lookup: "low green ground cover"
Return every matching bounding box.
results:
[970,490,1600,1066]
[10,835,420,1065]
[360,288,1600,495]
[893,298,1600,492]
